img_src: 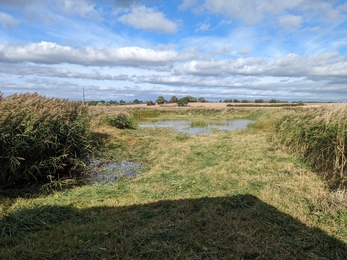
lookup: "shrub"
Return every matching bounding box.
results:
[156,96,166,105]
[177,97,189,107]
[0,93,93,188]
[107,114,137,129]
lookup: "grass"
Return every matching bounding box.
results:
[190,120,208,128]
[1,105,347,259]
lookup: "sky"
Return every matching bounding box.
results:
[1,0,347,102]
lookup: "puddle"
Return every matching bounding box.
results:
[85,159,142,184]
[139,119,255,134]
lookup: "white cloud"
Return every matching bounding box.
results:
[172,52,347,78]
[278,14,303,30]
[191,0,347,26]
[0,42,187,67]
[0,63,132,81]
[56,0,102,21]
[195,22,210,32]
[0,12,19,30]
[238,48,252,55]
[118,5,177,34]
[179,0,198,11]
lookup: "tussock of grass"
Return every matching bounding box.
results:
[190,120,208,127]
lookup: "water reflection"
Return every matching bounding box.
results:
[139,119,255,134]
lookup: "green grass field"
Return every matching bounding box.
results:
[1,105,347,259]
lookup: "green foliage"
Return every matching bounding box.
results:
[146,101,155,106]
[255,99,264,103]
[169,96,178,103]
[106,113,137,129]
[197,97,206,103]
[274,106,347,189]
[241,100,249,103]
[177,97,189,107]
[233,99,240,103]
[156,96,166,105]
[186,95,197,102]
[0,93,93,189]
[190,120,208,127]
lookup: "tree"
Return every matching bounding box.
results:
[233,99,239,103]
[255,99,263,103]
[156,96,166,105]
[133,99,140,104]
[198,97,206,103]
[146,100,155,106]
[186,95,197,102]
[241,100,249,103]
[169,96,178,103]
[269,99,277,103]
[109,100,118,105]
[177,97,189,107]
[223,99,233,103]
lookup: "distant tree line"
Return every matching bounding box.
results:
[86,99,145,106]
[86,96,306,107]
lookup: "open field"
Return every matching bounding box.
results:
[93,101,324,110]
[1,103,347,259]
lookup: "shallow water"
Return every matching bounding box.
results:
[139,119,255,134]
[86,159,142,184]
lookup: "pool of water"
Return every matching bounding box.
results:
[85,159,142,184]
[139,119,255,134]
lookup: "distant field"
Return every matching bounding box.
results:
[90,101,326,110]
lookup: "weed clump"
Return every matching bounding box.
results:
[274,105,347,189]
[0,92,93,188]
[106,113,137,129]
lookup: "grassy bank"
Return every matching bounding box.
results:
[1,106,347,259]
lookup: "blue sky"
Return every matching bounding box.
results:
[1,0,347,102]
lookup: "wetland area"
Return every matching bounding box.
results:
[2,104,347,259]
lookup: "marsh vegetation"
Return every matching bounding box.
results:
[1,96,347,259]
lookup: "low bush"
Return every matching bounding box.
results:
[106,113,137,129]
[0,93,93,188]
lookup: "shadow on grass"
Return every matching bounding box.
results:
[1,194,346,259]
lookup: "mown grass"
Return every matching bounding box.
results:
[1,105,347,259]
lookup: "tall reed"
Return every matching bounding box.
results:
[0,93,93,188]
[274,104,347,189]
